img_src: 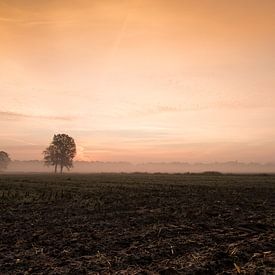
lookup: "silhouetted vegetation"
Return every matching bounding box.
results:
[202,171,223,176]
[0,151,11,171]
[43,134,76,173]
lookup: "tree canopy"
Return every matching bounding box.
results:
[43,134,76,173]
[0,151,11,171]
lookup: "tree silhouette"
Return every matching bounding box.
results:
[0,151,11,171]
[43,134,76,173]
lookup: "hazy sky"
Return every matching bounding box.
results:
[0,0,275,162]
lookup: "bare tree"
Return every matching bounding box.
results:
[0,151,11,171]
[43,134,76,173]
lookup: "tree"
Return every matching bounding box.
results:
[0,151,11,171]
[43,134,76,173]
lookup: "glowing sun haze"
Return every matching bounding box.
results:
[0,0,275,162]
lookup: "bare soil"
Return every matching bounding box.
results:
[0,173,274,274]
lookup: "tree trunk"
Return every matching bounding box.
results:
[54,164,57,173]
[60,165,63,174]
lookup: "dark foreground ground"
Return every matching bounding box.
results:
[0,173,274,274]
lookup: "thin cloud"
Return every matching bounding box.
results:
[128,105,183,117]
[0,111,75,121]
[0,17,20,22]
[0,16,78,26]
[22,18,80,26]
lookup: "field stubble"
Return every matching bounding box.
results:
[0,173,274,274]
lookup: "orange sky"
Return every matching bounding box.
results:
[0,0,275,162]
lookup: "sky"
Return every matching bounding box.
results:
[0,0,275,163]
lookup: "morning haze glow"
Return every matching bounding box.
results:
[0,0,274,163]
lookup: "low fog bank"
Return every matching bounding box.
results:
[6,160,275,174]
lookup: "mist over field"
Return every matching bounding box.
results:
[6,160,275,174]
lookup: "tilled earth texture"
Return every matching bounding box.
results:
[0,173,274,274]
